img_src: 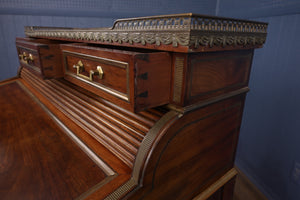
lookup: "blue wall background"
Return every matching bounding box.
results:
[217,1,300,200]
[1,1,299,199]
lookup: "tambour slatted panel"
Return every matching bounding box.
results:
[21,68,166,168]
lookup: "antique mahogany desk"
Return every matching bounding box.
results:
[0,14,267,200]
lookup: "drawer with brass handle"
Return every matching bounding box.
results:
[17,47,41,74]
[18,51,34,64]
[16,37,64,79]
[61,43,172,112]
[72,60,104,81]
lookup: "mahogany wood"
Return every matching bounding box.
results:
[194,168,237,200]
[60,43,172,112]
[127,94,246,200]
[20,67,167,169]
[0,80,107,200]
[1,13,267,200]
[16,37,64,79]
[170,50,253,106]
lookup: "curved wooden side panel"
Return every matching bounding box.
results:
[128,94,246,200]
[104,111,180,200]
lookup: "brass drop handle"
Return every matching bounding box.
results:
[73,60,104,81]
[91,66,104,79]
[18,52,34,63]
[19,52,28,63]
[28,53,34,61]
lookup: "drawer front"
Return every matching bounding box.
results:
[184,50,253,105]
[61,44,172,112]
[16,37,64,79]
[16,46,42,74]
[63,51,130,101]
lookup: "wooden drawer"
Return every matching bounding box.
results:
[60,44,172,112]
[16,37,63,79]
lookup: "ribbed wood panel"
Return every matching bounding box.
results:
[21,68,167,168]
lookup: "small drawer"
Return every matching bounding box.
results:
[61,44,172,112]
[16,37,64,79]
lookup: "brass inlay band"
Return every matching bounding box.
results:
[19,60,41,74]
[104,111,180,200]
[168,87,249,114]
[63,50,128,68]
[193,168,238,200]
[173,57,185,103]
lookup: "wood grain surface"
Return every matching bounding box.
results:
[0,81,107,200]
[16,37,64,79]
[60,43,172,112]
[128,94,246,199]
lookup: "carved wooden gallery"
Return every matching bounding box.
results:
[0,13,267,199]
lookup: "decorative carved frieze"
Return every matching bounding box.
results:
[25,13,268,50]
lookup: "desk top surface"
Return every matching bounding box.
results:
[0,80,113,199]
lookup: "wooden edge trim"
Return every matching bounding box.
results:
[17,65,24,77]
[0,76,19,85]
[168,87,250,113]
[193,168,238,200]
[76,174,118,200]
[234,166,268,200]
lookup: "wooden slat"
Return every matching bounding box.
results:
[22,70,136,167]
[21,68,166,168]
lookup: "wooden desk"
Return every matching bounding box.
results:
[1,13,267,199]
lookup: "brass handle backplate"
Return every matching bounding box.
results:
[73,60,104,81]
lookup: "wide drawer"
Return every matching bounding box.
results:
[60,44,172,112]
[16,37,63,79]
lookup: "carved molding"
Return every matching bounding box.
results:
[25,13,268,49]
[190,32,267,48]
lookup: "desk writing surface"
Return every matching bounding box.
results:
[0,80,107,200]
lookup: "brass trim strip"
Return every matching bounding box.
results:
[0,77,19,85]
[192,168,238,200]
[173,57,185,103]
[234,166,268,200]
[75,174,118,200]
[16,45,38,53]
[104,179,136,200]
[67,72,129,101]
[104,111,180,200]
[133,110,180,180]
[168,87,250,113]
[62,50,128,68]
[20,61,41,73]
[62,50,130,102]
